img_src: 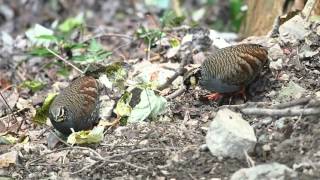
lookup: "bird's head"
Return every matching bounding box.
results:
[183,66,202,90]
[50,106,66,122]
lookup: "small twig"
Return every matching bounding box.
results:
[241,107,320,116]
[267,16,280,38]
[0,108,29,121]
[100,33,133,40]
[149,54,161,62]
[82,33,133,43]
[302,0,317,21]
[157,67,187,91]
[105,159,148,171]
[46,47,84,74]
[111,41,132,53]
[188,173,197,180]
[0,91,19,132]
[26,145,105,171]
[244,150,255,167]
[107,147,172,160]
[157,46,191,91]
[165,85,187,100]
[146,39,151,61]
[221,101,271,109]
[80,147,172,174]
[0,85,13,93]
[71,161,100,174]
[273,97,312,109]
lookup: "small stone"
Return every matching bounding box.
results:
[267,90,277,98]
[156,176,166,180]
[139,139,149,146]
[275,117,286,129]
[278,73,289,81]
[269,59,283,71]
[277,81,306,102]
[199,144,208,151]
[261,117,273,125]
[99,95,115,120]
[262,144,271,152]
[230,163,298,180]
[205,108,257,159]
[0,151,18,168]
[114,126,130,137]
[258,134,269,143]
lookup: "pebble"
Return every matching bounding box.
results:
[231,163,298,180]
[205,108,257,159]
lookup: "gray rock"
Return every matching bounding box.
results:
[205,108,256,159]
[274,117,286,129]
[279,15,307,41]
[277,81,306,102]
[230,162,298,180]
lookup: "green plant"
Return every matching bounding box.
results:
[229,0,245,32]
[26,14,112,76]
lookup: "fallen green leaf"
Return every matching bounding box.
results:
[161,10,185,28]
[114,91,132,117]
[0,133,18,145]
[58,13,84,33]
[21,80,46,93]
[128,89,167,123]
[33,93,57,125]
[169,38,180,48]
[105,62,128,88]
[67,126,104,145]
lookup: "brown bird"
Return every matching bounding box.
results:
[199,44,268,100]
[48,76,100,135]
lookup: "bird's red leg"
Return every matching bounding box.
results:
[206,92,224,101]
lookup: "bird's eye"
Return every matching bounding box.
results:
[192,49,199,55]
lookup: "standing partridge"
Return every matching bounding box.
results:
[48,76,100,135]
[199,44,268,100]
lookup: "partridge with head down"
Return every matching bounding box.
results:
[198,44,268,100]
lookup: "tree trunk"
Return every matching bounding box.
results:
[240,0,284,37]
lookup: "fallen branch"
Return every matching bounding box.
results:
[157,67,186,91]
[241,107,320,116]
[157,44,192,91]
[273,97,312,109]
[166,85,187,100]
[0,91,19,133]
[46,47,84,74]
[302,0,317,21]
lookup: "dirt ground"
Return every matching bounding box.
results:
[1,1,320,179]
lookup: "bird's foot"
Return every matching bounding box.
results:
[206,93,224,101]
[236,87,247,101]
[229,87,247,101]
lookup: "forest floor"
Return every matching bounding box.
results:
[1,1,320,179]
